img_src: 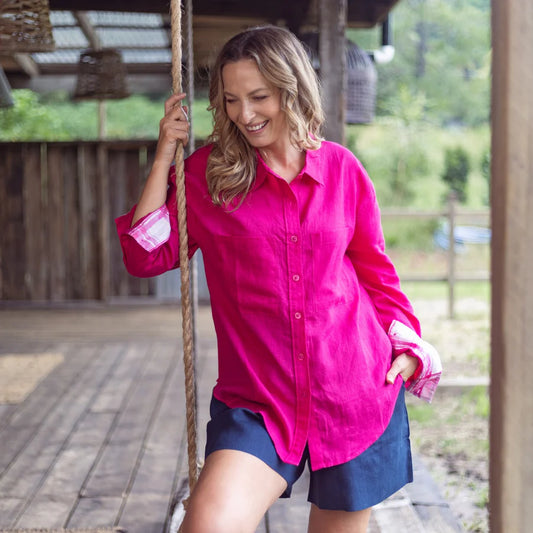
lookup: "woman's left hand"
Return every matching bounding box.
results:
[386,353,419,385]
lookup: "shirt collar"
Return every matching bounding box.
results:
[254,144,324,190]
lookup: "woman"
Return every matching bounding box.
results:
[116,25,441,533]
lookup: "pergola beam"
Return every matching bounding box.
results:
[73,11,102,49]
[12,54,40,77]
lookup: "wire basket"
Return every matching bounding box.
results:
[300,33,377,124]
[345,40,377,124]
[73,49,130,100]
[0,0,55,52]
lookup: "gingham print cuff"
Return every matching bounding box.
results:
[388,320,442,403]
[127,204,171,252]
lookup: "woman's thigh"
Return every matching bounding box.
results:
[307,504,372,533]
[180,449,288,533]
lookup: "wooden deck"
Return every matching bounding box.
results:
[0,304,463,532]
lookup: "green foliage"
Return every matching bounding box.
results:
[441,145,471,202]
[370,0,491,127]
[0,89,70,140]
[0,90,213,142]
[347,115,431,207]
[480,147,490,183]
[479,147,491,205]
[191,97,213,140]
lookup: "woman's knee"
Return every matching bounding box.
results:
[180,495,246,533]
[180,449,286,533]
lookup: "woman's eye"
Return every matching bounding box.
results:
[224,97,237,104]
[253,95,268,101]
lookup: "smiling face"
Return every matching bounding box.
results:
[222,59,290,151]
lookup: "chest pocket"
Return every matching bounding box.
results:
[217,234,285,316]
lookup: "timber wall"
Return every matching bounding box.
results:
[0,141,158,301]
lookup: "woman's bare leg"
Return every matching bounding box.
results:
[180,449,287,533]
[307,504,371,533]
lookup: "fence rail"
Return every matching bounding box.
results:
[382,194,490,318]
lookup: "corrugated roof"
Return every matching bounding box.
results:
[30,10,171,67]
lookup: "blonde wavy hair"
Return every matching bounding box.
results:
[206,25,324,207]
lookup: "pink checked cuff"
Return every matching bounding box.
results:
[388,320,442,403]
[127,204,171,252]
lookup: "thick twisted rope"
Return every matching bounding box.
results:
[170,0,199,494]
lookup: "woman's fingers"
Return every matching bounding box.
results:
[386,353,419,384]
[154,93,190,164]
[164,92,187,115]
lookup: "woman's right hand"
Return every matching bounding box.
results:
[131,93,190,226]
[154,92,190,168]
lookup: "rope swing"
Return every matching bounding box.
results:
[170,0,199,497]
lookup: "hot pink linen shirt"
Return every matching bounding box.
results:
[116,141,439,470]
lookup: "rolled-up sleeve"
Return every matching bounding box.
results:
[388,320,442,402]
[115,167,197,278]
[128,204,171,252]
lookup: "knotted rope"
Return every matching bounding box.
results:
[170,0,199,494]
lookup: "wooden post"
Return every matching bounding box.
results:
[447,192,457,319]
[490,0,533,531]
[319,0,347,145]
[98,100,106,140]
[97,144,111,301]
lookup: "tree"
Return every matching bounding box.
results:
[372,0,491,127]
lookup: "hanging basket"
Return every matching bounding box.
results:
[0,0,55,53]
[345,40,377,124]
[300,33,377,124]
[73,49,130,101]
[0,66,14,108]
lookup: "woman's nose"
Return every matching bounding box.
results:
[240,102,255,123]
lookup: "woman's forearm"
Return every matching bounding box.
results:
[131,159,172,226]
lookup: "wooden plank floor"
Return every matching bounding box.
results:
[0,304,463,532]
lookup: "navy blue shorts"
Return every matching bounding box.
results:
[205,387,413,511]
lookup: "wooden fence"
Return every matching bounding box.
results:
[382,196,490,318]
[0,141,490,313]
[0,141,158,301]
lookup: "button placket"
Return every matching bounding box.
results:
[283,190,311,459]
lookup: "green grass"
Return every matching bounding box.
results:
[400,280,490,302]
[462,386,490,419]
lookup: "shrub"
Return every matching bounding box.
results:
[441,145,470,203]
